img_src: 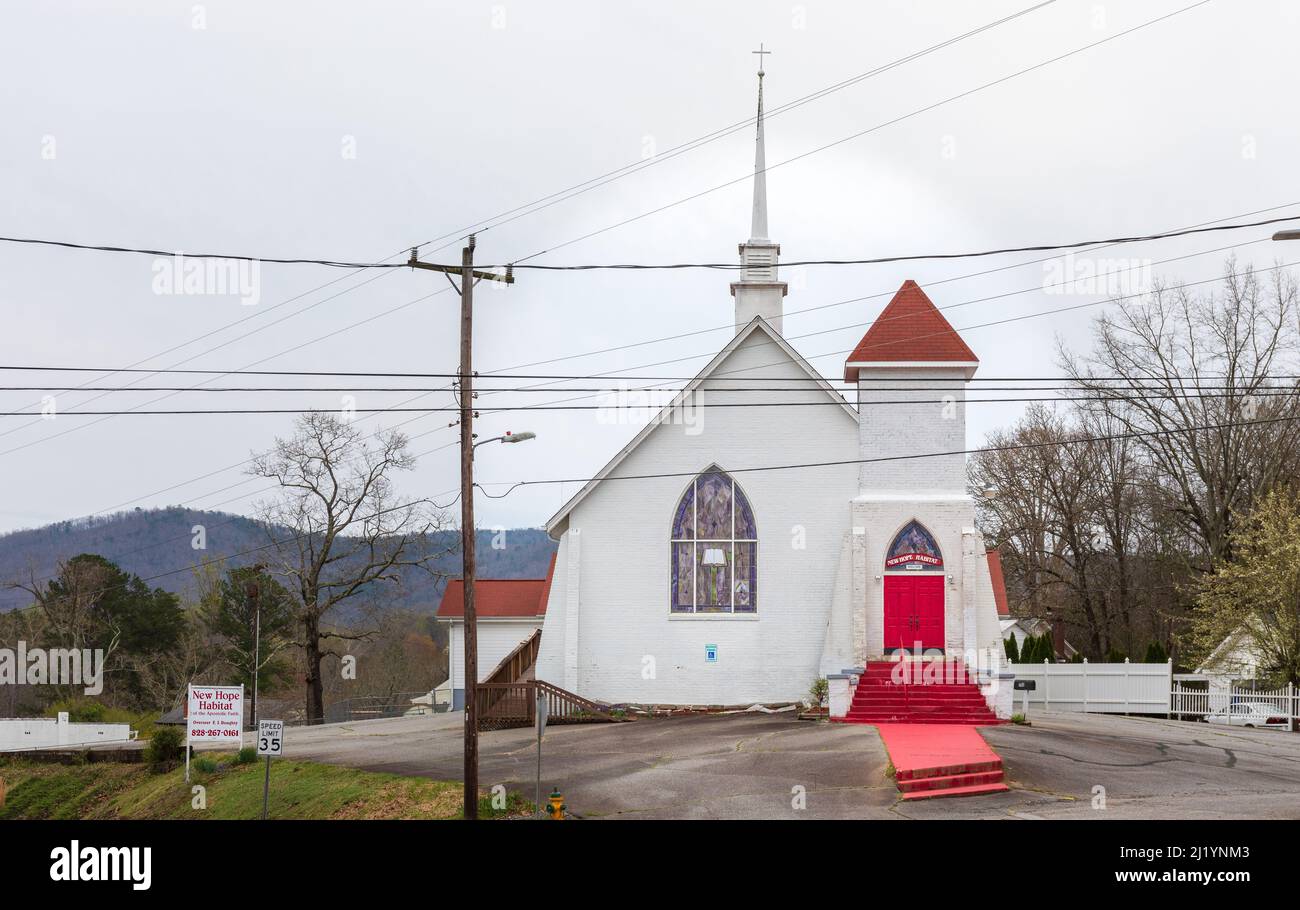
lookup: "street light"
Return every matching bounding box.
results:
[472,430,537,450]
[1272,230,1300,241]
[461,428,535,820]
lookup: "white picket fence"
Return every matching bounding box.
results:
[1011,659,1172,714]
[1170,681,1299,721]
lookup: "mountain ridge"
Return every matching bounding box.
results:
[0,506,558,614]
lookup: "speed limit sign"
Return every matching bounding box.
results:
[257,719,284,757]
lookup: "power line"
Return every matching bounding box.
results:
[472,411,1300,497]
[492,216,1300,271]
[489,200,1300,374]
[7,211,1287,285]
[457,256,1298,418]
[8,390,1296,417]
[0,235,407,268]
[4,382,1297,394]
[9,383,1299,418]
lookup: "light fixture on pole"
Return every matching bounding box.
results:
[473,430,537,450]
[1272,230,1300,241]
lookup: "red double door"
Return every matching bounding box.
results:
[884,574,945,652]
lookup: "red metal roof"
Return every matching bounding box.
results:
[986,548,1009,617]
[436,553,556,619]
[844,280,979,381]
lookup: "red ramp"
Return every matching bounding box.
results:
[876,723,1009,800]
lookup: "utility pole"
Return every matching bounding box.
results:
[247,577,260,730]
[408,237,512,820]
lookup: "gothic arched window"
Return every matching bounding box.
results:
[885,520,943,570]
[670,467,757,613]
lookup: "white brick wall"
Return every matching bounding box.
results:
[857,368,969,497]
[447,619,542,689]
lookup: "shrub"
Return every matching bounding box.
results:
[1010,713,1028,725]
[1143,642,1168,663]
[1020,635,1039,663]
[47,698,106,724]
[144,726,185,772]
[236,746,258,764]
[193,757,219,774]
[809,678,829,705]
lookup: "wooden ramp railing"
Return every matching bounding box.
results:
[475,679,612,731]
[482,628,542,689]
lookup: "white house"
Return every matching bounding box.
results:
[437,555,554,710]
[1196,625,1266,690]
[530,67,1010,716]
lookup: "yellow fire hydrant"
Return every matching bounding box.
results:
[546,787,566,820]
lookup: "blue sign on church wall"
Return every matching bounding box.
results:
[705,644,718,662]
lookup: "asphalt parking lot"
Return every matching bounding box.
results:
[281,710,1300,819]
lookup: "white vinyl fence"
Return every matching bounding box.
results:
[1011,659,1172,714]
[0,712,136,752]
[1170,681,1299,721]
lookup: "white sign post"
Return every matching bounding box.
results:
[535,689,548,818]
[257,719,284,820]
[186,684,244,783]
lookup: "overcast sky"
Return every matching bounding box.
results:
[1,0,1297,539]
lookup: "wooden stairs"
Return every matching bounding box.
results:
[475,629,613,730]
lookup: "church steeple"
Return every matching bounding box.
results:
[749,50,770,242]
[731,44,787,335]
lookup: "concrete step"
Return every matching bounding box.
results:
[900,781,1010,800]
[894,759,1002,782]
[898,770,1005,793]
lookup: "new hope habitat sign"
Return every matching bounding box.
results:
[187,685,244,745]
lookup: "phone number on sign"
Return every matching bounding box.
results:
[190,729,242,737]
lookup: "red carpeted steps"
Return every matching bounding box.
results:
[840,660,1005,725]
[834,660,1009,799]
[875,723,1010,800]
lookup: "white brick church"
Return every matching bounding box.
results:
[527,66,1011,717]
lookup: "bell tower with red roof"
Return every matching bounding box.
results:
[836,279,1007,705]
[844,279,979,498]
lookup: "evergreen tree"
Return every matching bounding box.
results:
[199,565,296,704]
[1004,634,1020,663]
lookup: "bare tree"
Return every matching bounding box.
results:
[9,557,124,701]
[1063,259,1300,568]
[250,413,449,724]
[972,404,1115,655]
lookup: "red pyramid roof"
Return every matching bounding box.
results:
[436,552,557,619]
[844,280,978,381]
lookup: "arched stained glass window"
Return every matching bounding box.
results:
[885,520,943,570]
[671,467,757,613]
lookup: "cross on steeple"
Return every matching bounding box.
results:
[752,43,771,76]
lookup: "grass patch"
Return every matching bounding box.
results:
[0,755,531,820]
